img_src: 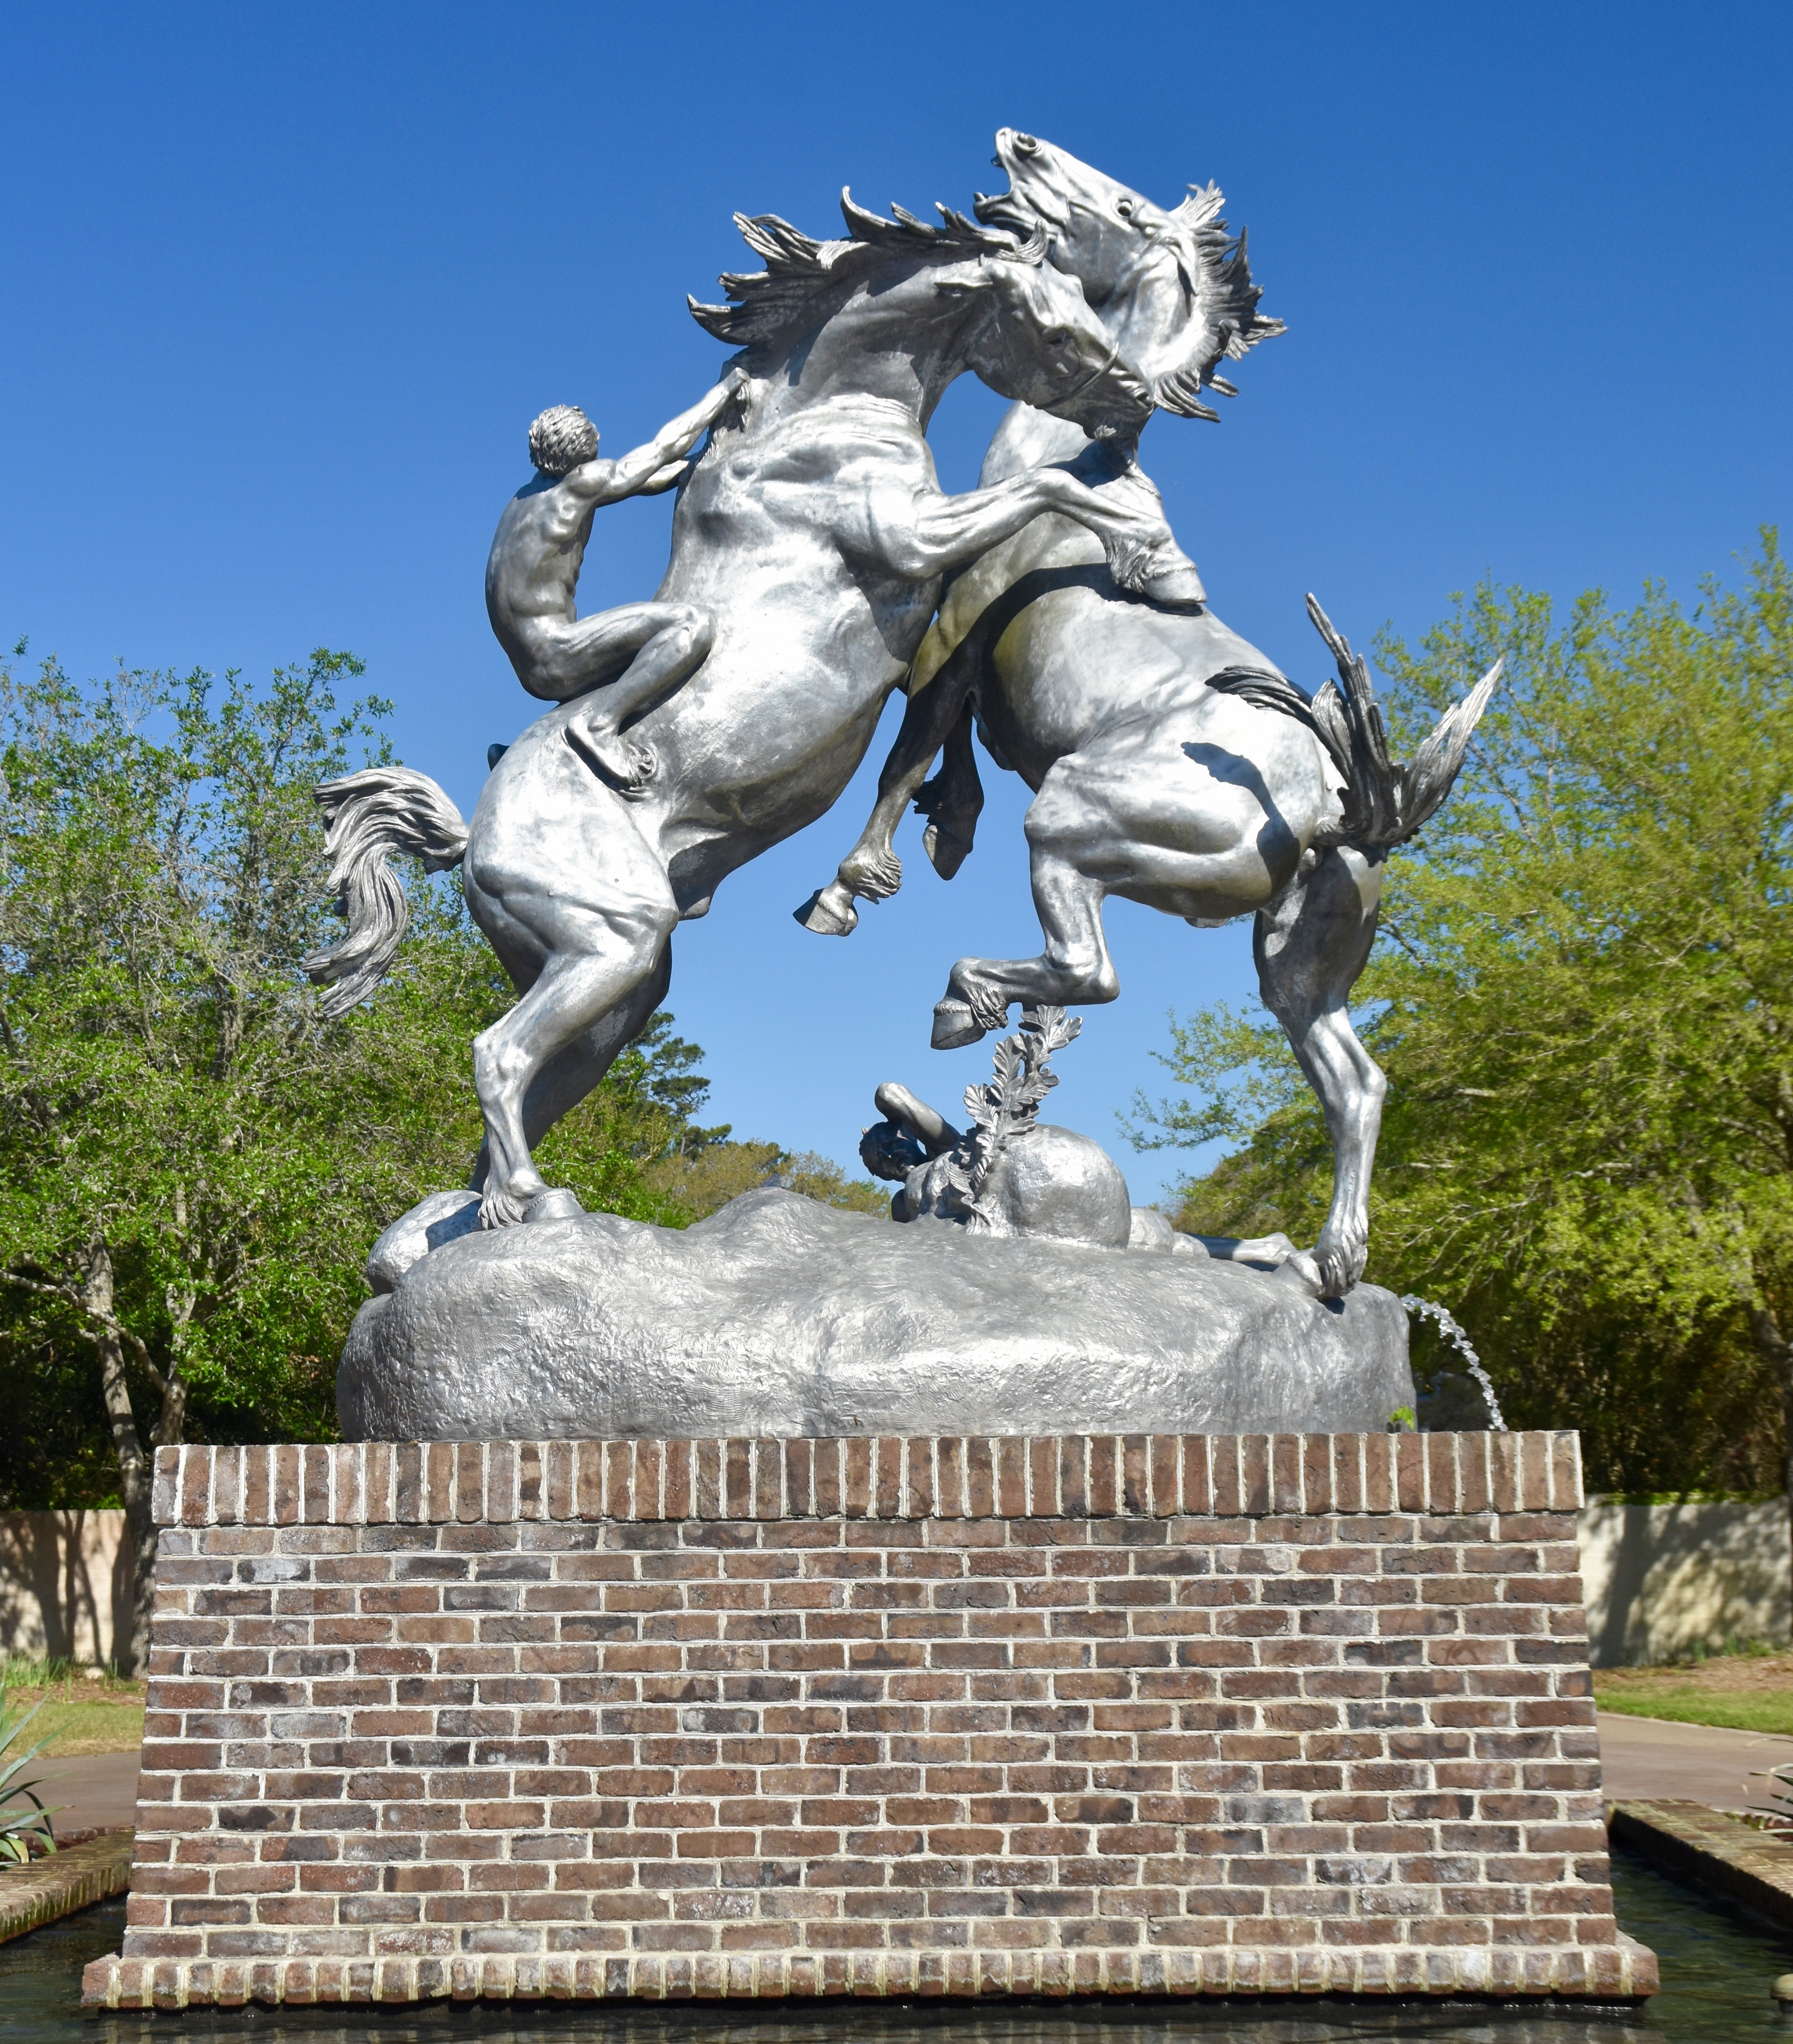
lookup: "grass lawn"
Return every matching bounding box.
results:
[2,1664,146,1756]
[1595,1646,1793,1736]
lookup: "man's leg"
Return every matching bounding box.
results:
[554,602,714,790]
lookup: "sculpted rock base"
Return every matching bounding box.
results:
[338,1187,1412,1442]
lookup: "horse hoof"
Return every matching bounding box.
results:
[931,999,985,1050]
[524,1187,584,1224]
[1274,1250,1328,1298]
[923,820,974,880]
[794,883,858,936]
[1141,560,1208,611]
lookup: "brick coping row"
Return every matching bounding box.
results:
[153,1430,1580,1531]
[84,1937,1658,2009]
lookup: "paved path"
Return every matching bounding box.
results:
[1599,1710,1793,1809]
[25,1716,1793,1840]
[34,1751,142,1836]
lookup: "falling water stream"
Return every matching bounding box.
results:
[1401,1296,1508,1431]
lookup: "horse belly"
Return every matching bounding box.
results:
[643,571,924,884]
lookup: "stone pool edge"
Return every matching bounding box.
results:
[1610,1797,1793,1932]
[0,1829,134,1946]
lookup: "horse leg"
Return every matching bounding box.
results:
[469,945,672,1194]
[794,652,977,935]
[929,702,1327,1050]
[1254,844,1386,1298]
[464,809,679,1228]
[932,762,1118,1046]
[915,702,984,880]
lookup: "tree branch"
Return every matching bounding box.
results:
[0,1263,174,1396]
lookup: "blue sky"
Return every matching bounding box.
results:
[4,3,1789,1201]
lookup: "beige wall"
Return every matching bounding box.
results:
[1579,1497,1792,1667]
[0,1510,134,1668]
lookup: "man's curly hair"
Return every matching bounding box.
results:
[528,404,599,477]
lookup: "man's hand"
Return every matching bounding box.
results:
[596,368,750,502]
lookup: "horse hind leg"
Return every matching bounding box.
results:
[915,702,984,880]
[933,767,1119,1047]
[465,815,679,1228]
[469,945,672,1197]
[1254,843,1386,1298]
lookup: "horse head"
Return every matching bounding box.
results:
[692,191,1151,442]
[932,222,1152,440]
[975,130,1284,419]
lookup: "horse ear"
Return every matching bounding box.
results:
[933,257,997,298]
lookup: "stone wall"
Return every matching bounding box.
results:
[1579,1496,1792,1665]
[84,1432,1656,2009]
[0,1509,133,1667]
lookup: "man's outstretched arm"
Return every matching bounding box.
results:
[599,367,747,501]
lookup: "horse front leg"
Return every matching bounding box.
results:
[932,767,1118,1047]
[794,647,977,936]
[1254,844,1387,1297]
[916,702,984,880]
[864,466,1175,590]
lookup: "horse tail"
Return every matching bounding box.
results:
[302,766,470,1018]
[1205,594,1501,853]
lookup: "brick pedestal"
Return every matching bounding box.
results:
[84,1431,1656,2009]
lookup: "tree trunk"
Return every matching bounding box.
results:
[1745,1300,1793,1630]
[86,1244,158,1676]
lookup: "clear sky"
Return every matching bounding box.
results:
[4,3,1789,1201]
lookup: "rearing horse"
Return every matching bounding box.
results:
[305,196,1173,1226]
[799,136,1500,1298]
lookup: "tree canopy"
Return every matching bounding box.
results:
[1134,536,1793,1498]
[0,646,880,1659]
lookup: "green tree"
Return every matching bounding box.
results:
[644,1141,888,1221]
[0,649,728,1662]
[1133,537,1793,1497]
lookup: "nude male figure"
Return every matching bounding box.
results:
[485,371,744,788]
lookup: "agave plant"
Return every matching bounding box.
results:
[0,1681,60,1862]
[1751,1761,1793,1833]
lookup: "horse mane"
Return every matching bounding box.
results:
[689,192,1028,350]
[1147,183,1285,421]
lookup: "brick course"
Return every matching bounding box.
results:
[83,1432,1655,2009]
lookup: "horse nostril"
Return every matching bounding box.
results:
[1013,134,1039,156]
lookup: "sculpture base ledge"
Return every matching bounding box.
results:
[94,1432,1647,2011]
[85,1939,1660,2008]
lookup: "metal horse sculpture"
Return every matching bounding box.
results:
[304,197,1173,1227]
[798,136,1501,1298]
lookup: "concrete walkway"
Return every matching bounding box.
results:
[24,1715,1793,1840]
[1599,1709,1793,1810]
[33,1751,142,1836]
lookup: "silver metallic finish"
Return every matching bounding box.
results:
[338,1188,1415,1443]
[486,379,745,791]
[864,1006,1133,1248]
[306,190,1196,1230]
[799,135,1500,1301]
